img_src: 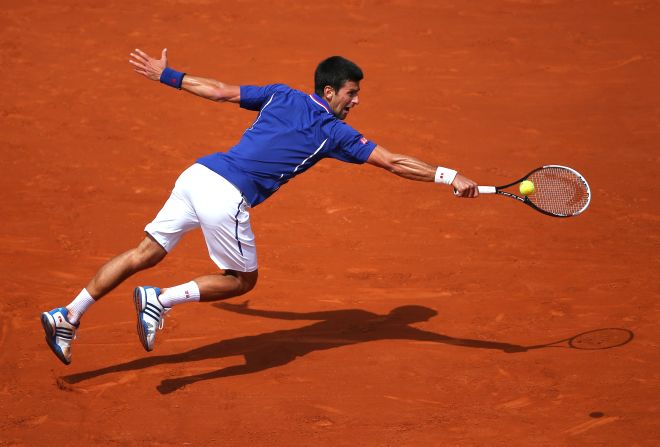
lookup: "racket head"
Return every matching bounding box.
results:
[522,165,591,217]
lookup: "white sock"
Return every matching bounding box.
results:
[66,288,96,325]
[158,281,201,308]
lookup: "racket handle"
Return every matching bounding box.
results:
[453,185,497,196]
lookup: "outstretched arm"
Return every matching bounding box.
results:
[408,327,527,352]
[366,145,479,197]
[129,48,240,103]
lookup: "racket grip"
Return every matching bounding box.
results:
[453,185,497,196]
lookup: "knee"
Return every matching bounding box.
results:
[139,252,164,269]
[133,237,167,269]
[233,270,258,295]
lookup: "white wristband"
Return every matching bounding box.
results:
[434,166,457,185]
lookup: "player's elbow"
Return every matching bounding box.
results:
[379,157,405,176]
[208,87,231,102]
[366,146,408,176]
[209,84,240,103]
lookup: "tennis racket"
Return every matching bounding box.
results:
[466,165,591,217]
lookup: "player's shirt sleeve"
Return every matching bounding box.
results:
[328,121,377,164]
[240,84,290,111]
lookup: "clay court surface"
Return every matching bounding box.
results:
[1,0,659,445]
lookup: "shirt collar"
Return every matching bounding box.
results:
[309,93,331,114]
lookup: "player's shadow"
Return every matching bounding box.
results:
[61,303,531,394]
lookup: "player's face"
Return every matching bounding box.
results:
[326,80,360,120]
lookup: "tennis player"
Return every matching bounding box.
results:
[40,49,479,365]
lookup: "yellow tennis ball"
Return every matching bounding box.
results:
[519,180,535,196]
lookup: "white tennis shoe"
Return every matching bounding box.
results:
[134,286,170,352]
[40,307,78,365]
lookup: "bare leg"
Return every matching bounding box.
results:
[86,235,167,299]
[194,270,258,302]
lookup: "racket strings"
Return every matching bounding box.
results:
[527,167,590,216]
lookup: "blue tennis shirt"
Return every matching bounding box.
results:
[196,84,377,207]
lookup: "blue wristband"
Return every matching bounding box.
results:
[160,67,185,89]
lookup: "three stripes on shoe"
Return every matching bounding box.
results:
[55,326,75,340]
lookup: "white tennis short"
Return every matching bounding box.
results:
[145,164,257,272]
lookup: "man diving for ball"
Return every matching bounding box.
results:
[40,48,479,365]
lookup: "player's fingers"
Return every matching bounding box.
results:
[454,187,468,198]
[462,181,478,198]
[130,52,148,64]
[457,184,477,198]
[130,63,150,75]
[161,48,168,62]
[134,48,152,60]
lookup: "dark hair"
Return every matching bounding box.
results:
[314,56,364,96]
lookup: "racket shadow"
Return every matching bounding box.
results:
[524,328,634,351]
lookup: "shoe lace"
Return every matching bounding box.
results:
[158,307,172,331]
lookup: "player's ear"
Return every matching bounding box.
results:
[323,85,335,101]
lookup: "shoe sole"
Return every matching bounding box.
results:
[40,312,71,365]
[133,287,152,352]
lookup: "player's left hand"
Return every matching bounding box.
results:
[129,48,168,81]
[452,173,479,198]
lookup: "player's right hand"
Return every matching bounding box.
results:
[452,173,479,198]
[129,48,168,81]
